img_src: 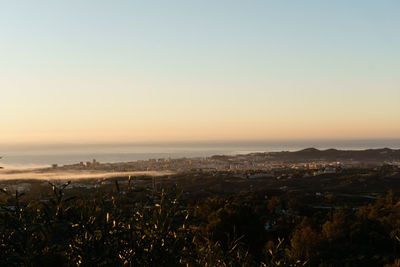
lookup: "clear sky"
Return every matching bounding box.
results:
[1,1,399,143]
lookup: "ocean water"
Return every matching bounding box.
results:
[1,139,399,169]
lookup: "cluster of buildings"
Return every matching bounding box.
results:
[49,153,364,176]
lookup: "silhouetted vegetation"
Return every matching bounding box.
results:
[1,176,400,266]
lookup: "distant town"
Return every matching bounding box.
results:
[47,148,400,177]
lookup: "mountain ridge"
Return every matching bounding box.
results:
[263,147,400,163]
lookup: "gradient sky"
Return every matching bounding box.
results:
[1,1,399,143]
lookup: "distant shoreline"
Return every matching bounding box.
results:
[1,147,399,181]
[1,140,400,169]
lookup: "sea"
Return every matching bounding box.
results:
[1,139,399,169]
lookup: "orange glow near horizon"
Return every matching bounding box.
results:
[1,1,399,144]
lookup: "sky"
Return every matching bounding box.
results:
[1,0,399,144]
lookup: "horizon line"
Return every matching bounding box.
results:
[1,137,399,147]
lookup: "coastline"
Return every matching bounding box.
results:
[1,139,399,169]
[1,147,400,181]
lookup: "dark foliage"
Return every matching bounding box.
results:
[1,179,400,266]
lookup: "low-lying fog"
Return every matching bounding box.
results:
[0,169,174,181]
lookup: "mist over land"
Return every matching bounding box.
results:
[0,170,173,181]
[1,146,399,181]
